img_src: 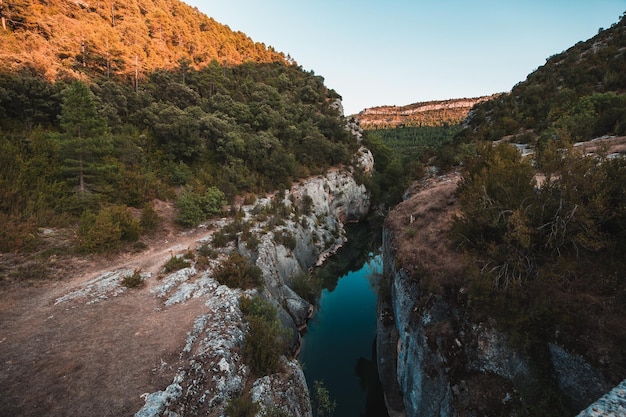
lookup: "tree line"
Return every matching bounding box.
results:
[0,61,356,253]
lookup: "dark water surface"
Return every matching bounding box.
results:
[299,224,389,417]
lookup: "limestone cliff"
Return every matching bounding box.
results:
[352,96,496,130]
[377,173,620,417]
[134,146,372,417]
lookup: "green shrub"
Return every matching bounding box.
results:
[78,205,140,253]
[262,407,290,417]
[140,202,160,232]
[0,213,38,253]
[214,253,263,289]
[273,230,296,251]
[290,273,320,304]
[175,187,226,227]
[198,242,217,258]
[301,194,314,216]
[211,229,235,248]
[122,268,144,288]
[240,295,288,376]
[240,295,278,322]
[313,380,336,417]
[245,234,260,252]
[163,255,190,273]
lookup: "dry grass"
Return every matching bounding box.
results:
[385,172,466,290]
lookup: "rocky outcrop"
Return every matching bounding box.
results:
[251,157,372,329]
[133,152,372,416]
[352,96,497,130]
[576,379,626,417]
[377,173,619,417]
[378,226,537,417]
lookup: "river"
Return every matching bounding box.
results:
[299,223,389,417]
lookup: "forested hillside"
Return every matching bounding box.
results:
[0,0,356,261]
[420,13,626,414]
[0,0,288,81]
[459,13,626,143]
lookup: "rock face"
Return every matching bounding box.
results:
[352,96,496,130]
[253,156,372,329]
[576,379,626,417]
[376,173,618,417]
[378,227,537,417]
[134,151,372,416]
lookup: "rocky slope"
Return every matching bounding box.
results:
[377,172,623,417]
[0,140,372,417]
[352,96,495,130]
[133,144,373,416]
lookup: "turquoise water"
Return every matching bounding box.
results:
[299,250,388,417]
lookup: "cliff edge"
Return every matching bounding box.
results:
[377,171,624,417]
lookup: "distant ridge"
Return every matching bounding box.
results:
[353,95,498,130]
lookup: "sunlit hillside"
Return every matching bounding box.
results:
[353,96,495,130]
[0,0,289,82]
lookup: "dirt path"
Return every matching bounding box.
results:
[0,203,218,417]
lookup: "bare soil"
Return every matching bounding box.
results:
[0,201,215,417]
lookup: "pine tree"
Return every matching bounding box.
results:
[58,81,113,209]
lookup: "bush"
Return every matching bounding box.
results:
[313,380,336,417]
[175,187,226,227]
[262,407,290,417]
[214,252,263,289]
[245,234,260,252]
[290,273,320,304]
[122,268,144,288]
[78,205,140,253]
[240,295,288,376]
[273,230,296,251]
[198,242,217,258]
[140,202,160,232]
[240,295,278,322]
[163,255,190,273]
[0,213,38,253]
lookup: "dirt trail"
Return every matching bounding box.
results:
[0,203,217,417]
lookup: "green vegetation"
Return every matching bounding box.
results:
[289,273,321,304]
[0,60,355,255]
[450,140,626,416]
[240,296,288,376]
[363,125,459,206]
[214,253,263,289]
[121,268,144,288]
[78,205,141,253]
[162,255,190,273]
[0,0,358,260]
[369,125,461,157]
[175,187,225,227]
[312,380,336,417]
[458,14,626,145]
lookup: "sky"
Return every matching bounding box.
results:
[183,0,626,115]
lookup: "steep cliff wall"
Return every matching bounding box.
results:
[353,96,496,130]
[135,149,372,417]
[377,173,619,416]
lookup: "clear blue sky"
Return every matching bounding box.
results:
[183,0,626,115]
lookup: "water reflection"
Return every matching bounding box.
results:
[299,223,389,417]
